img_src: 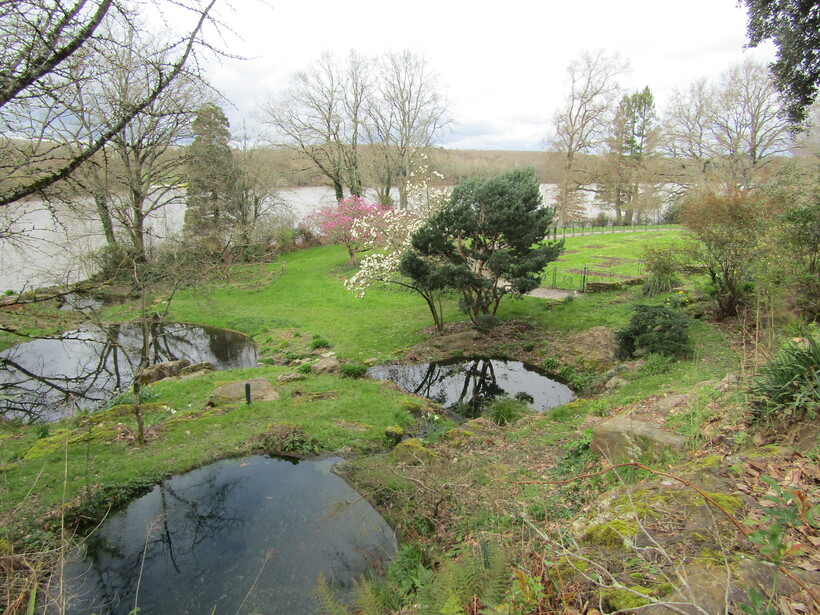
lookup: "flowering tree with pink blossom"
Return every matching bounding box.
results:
[305,195,390,263]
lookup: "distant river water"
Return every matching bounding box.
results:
[0,184,609,291]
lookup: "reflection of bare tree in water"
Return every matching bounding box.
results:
[409,358,506,417]
[71,472,243,615]
[0,323,256,422]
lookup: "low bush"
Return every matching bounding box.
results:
[641,245,681,297]
[482,396,532,426]
[616,305,691,359]
[339,362,368,379]
[310,337,331,350]
[750,333,820,421]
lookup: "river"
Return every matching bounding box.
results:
[0,184,645,291]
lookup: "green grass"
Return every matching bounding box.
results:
[157,245,466,360]
[544,230,686,290]
[0,232,741,553]
[0,365,416,537]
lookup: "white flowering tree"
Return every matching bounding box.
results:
[345,160,450,330]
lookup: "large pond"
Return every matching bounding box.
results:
[0,323,258,420]
[60,455,396,615]
[368,357,574,416]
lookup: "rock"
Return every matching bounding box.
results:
[591,416,686,463]
[605,376,628,390]
[385,425,405,442]
[642,564,730,615]
[694,380,717,389]
[391,438,438,465]
[320,351,336,358]
[277,373,307,383]
[363,357,379,366]
[310,357,340,374]
[180,362,217,376]
[210,377,279,405]
[139,359,190,384]
[653,394,690,415]
[716,373,739,391]
[642,560,820,615]
[431,330,484,352]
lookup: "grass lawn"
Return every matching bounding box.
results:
[545,229,686,290]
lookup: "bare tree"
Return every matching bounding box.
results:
[549,50,629,225]
[261,50,371,201]
[366,50,449,209]
[262,49,448,209]
[226,130,287,257]
[710,59,792,187]
[662,59,792,191]
[0,0,219,210]
[662,79,713,184]
[67,18,207,264]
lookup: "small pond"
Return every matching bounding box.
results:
[0,323,258,420]
[61,456,396,615]
[368,357,575,416]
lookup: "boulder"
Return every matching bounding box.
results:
[210,377,279,405]
[653,394,690,415]
[139,359,190,384]
[431,330,484,352]
[277,373,307,383]
[591,416,686,463]
[605,376,628,390]
[179,362,217,378]
[310,357,340,374]
[391,438,438,465]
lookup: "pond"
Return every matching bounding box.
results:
[368,357,574,417]
[60,456,396,615]
[0,322,258,421]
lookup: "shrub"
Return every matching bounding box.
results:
[541,357,559,371]
[482,396,532,426]
[616,305,691,359]
[639,353,676,376]
[310,337,331,350]
[641,245,681,297]
[750,334,820,421]
[339,362,368,379]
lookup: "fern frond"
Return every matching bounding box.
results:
[315,574,351,615]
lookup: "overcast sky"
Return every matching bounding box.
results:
[202,0,777,151]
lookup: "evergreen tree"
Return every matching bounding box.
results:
[184,103,236,248]
[401,168,563,325]
[599,87,660,224]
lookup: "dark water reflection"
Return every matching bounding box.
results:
[369,357,574,416]
[0,323,258,420]
[61,456,396,615]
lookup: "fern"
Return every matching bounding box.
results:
[418,542,511,614]
[352,576,388,615]
[315,574,351,615]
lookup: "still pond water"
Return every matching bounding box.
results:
[62,456,396,615]
[368,357,574,416]
[0,323,258,420]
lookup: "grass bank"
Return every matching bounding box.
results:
[5,230,798,614]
